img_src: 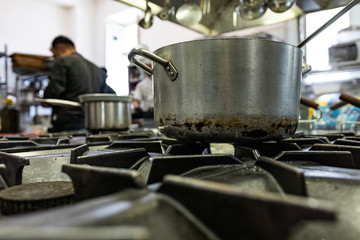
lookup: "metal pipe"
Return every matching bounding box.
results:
[298,0,360,48]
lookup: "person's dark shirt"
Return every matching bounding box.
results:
[44,53,115,132]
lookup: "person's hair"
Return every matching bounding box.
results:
[52,36,75,49]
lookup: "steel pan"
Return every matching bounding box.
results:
[129,38,302,142]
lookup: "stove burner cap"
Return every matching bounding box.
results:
[0,181,74,215]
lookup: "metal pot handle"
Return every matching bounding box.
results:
[300,97,318,110]
[128,48,178,81]
[339,93,360,108]
[301,64,312,75]
[299,97,323,124]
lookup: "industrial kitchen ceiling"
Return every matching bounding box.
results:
[114,0,355,36]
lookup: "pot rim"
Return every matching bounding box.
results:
[154,37,302,53]
[78,94,132,103]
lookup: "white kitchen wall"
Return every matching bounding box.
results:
[0,0,73,56]
[0,0,122,64]
[92,0,129,66]
[0,0,74,93]
[349,4,360,25]
[0,0,126,94]
[0,0,203,95]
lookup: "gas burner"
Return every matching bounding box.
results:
[0,181,74,215]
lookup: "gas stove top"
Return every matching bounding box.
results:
[0,129,358,239]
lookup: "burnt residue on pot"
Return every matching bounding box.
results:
[131,39,302,143]
[157,115,298,143]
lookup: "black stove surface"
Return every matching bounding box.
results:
[0,129,358,239]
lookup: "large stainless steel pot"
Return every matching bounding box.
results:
[129,38,302,142]
[78,94,132,131]
[129,0,360,142]
[128,0,359,143]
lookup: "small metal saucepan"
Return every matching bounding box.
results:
[36,94,132,131]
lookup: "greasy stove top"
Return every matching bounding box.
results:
[0,129,358,239]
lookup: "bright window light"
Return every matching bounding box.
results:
[105,8,141,96]
[305,8,350,70]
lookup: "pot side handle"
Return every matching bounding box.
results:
[329,100,347,111]
[339,93,360,108]
[300,97,319,109]
[301,64,312,76]
[128,48,178,81]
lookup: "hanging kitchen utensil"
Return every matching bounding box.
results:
[158,0,175,20]
[268,0,296,13]
[128,0,359,143]
[176,1,203,26]
[139,0,153,29]
[235,0,267,20]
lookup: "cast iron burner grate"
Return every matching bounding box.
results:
[0,130,358,239]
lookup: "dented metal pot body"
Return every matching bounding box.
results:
[130,38,303,143]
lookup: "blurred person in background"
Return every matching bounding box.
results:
[133,74,153,112]
[44,35,115,132]
[132,62,154,118]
